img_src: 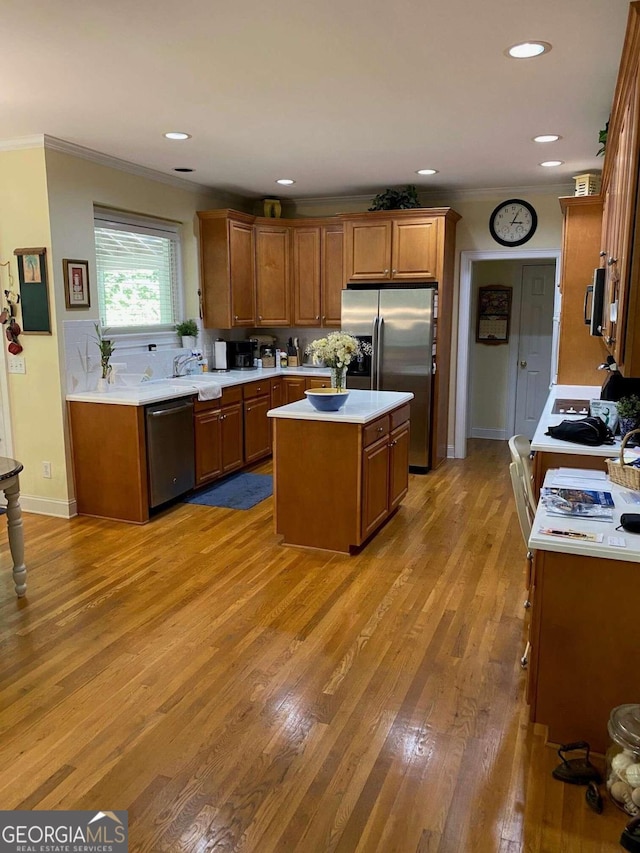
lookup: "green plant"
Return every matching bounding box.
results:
[597,120,609,157]
[94,323,115,379]
[616,394,640,420]
[369,185,421,211]
[176,319,198,338]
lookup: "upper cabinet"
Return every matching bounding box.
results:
[292,223,344,326]
[197,210,255,328]
[343,214,440,282]
[599,2,640,375]
[255,224,290,327]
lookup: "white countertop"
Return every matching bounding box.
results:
[531,383,626,457]
[66,366,331,406]
[267,389,414,424]
[529,468,640,562]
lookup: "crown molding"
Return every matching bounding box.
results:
[0,134,46,151]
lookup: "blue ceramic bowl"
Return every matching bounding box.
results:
[304,389,350,411]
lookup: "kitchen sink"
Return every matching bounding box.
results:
[171,375,224,385]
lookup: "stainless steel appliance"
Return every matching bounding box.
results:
[341,285,436,471]
[146,399,195,507]
[226,340,256,370]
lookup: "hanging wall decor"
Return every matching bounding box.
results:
[476,284,512,344]
[63,258,90,308]
[13,247,51,333]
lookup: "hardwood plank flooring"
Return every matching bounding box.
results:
[0,440,628,852]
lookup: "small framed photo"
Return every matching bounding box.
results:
[63,259,91,309]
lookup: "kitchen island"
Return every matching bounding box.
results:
[268,389,413,553]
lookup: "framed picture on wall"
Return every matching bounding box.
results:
[14,247,51,334]
[63,259,91,308]
[476,284,512,344]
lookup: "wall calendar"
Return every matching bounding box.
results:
[476,284,512,345]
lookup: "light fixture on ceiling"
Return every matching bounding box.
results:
[174,168,194,172]
[533,134,561,143]
[276,178,296,185]
[540,160,564,167]
[164,132,192,140]
[507,41,551,59]
[416,169,438,176]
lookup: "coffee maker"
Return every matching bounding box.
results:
[226,340,256,370]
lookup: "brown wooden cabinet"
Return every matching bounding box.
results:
[270,377,283,409]
[255,224,291,326]
[197,210,255,328]
[282,376,307,403]
[343,215,439,282]
[306,376,331,389]
[599,2,640,375]
[243,379,272,464]
[292,224,344,327]
[556,196,607,385]
[361,410,410,539]
[194,387,244,486]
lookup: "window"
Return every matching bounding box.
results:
[94,208,182,332]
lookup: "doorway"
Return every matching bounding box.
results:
[455,249,561,458]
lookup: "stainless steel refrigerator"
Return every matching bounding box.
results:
[341,285,436,472]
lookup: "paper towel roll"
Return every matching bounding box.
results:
[214,341,227,370]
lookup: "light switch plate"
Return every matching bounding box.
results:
[8,356,26,374]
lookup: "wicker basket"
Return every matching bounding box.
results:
[606,428,640,490]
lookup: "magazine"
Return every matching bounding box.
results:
[540,487,615,521]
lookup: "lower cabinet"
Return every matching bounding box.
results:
[362,412,410,539]
[282,376,307,403]
[194,387,244,487]
[243,379,272,464]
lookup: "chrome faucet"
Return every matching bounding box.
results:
[173,354,199,377]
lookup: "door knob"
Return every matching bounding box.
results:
[520,360,527,368]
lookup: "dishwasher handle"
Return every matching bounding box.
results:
[147,401,193,418]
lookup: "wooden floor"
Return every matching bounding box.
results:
[0,440,628,852]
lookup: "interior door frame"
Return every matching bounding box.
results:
[455,248,561,458]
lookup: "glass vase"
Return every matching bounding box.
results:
[330,366,347,392]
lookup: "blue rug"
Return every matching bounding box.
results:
[184,472,273,510]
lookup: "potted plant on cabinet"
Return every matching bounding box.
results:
[617,394,640,442]
[176,319,198,350]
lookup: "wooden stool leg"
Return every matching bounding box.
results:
[5,479,27,597]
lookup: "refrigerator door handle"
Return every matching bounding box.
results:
[372,316,380,390]
[376,316,384,391]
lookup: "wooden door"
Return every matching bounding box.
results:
[194,409,222,485]
[391,218,439,280]
[282,377,306,403]
[292,227,321,325]
[321,226,344,326]
[229,220,256,326]
[244,396,272,464]
[344,221,392,281]
[270,378,283,409]
[255,225,291,326]
[361,436,390,538]
[388,422,410,512]
[221,403,244,473]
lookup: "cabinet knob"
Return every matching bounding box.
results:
[220,414,225,421]
[608,257,618,266]
[322,315,326,321]
[258,314,263,320]
[377,426,384,433]
[234,315,239,321]
[600,251,607,257]
[392,269,397,274]
[247,407,251,412]
[384,269,389,274]
[315,315,320,320]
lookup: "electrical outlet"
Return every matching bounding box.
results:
[8,356,26,374]
[42,461,52,479]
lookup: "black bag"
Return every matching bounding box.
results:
[545,416,614,446]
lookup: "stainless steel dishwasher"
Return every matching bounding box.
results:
[145,398,195,508]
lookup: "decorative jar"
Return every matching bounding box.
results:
[606,703,640,816]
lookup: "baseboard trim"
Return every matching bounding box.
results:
[470,428,507,441]
[17,495,77,519]
[447,443,456,458]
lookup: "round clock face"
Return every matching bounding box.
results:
[489,199,538,246]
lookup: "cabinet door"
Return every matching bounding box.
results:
[306,377,330,389]
[344,221,392,281]
[391,218,439,280]
[292,226,321,325]
[194,409,222,485]
[244,396,272,463]
[255,225,291,326]
[221,403,244,473]
[321,225,344,326]
[388,422,410,511]
[270,378,283,409]
[283,377,307,403]
[361,435,390,538]
[229,220,256,326]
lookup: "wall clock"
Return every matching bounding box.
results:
[489,198,538,247]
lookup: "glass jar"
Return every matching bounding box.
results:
[606,704,640,816]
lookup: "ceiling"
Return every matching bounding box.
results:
[0,0,632,200]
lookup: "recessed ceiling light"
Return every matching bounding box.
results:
[533,134,561,143]
[164,132,191,140]
[507,41,551,59]
[174,167,194,172]
[276,178,296,185]
[540,160,564,167]
[416,169,438,176]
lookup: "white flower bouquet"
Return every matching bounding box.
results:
[306,331,369,368]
